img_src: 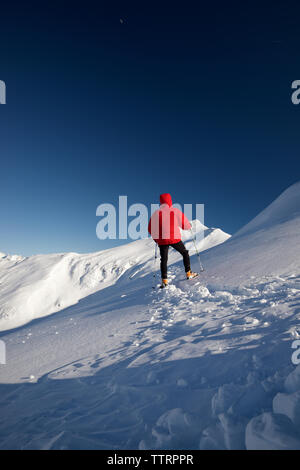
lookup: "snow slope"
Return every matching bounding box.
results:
[0,182,299,450]
[202,181,300,283]
[0,222,230,332]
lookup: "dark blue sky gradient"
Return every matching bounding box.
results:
[0,1,300,255]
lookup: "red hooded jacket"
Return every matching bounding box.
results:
[148,193,191,245]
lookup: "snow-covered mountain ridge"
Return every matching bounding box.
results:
[201,181,300,283]
[0,222,230,332]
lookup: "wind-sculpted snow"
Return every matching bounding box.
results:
[0,222,230,332]
[0,182,299,450]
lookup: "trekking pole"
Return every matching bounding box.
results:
[152,243,158,289]
[190,227,205,272]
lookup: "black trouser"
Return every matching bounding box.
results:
[159,241,191,279]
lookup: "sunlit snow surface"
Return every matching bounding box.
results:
[0,182,299,449]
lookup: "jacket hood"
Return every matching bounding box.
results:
[160,193,173,207]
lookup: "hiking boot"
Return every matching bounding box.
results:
[186,270,198,280]
[160,279,168,289]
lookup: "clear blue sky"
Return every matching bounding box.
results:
[0,1,300,256]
